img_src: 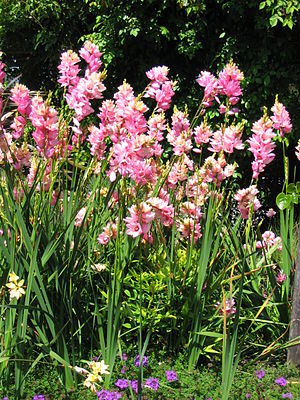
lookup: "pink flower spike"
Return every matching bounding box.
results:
[295,140,300,161]
[271,99,292,137]
[10,83,31,115]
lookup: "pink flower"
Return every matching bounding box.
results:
[10,83,31,115]
[234,186,261,219]
[177,217,202,243]
[194,120,212,146]
[276,270,286,284]
[58,50,80,88]
[147,197,174,227]
[79,41,102,75]
[247,117,276,179]
[144,66,175,111]
[215,298,236,316]
[10,115,26,139]
[29,96,59,158]
[266,208,276,218]
[271,99,292,137]
[97,219,118,245]
[217,62,244,105]
[166,109,191,155]
[124,203,155,238]
[196,71,218,108]
[74,207,86,227]
[295,140,300,161]
[0,55,5,83]
[208,125,244,154]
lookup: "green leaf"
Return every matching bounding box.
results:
[287,183,296,193]
[269,15,278,27]
[276,193,292,210]
[219,32,226,38]
[259,2,266,10]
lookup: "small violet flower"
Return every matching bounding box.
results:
[245,393,251,399]
[97,389,122,400]
[33,396,45,400]
[255,369,265,380]
[166,370,178,382]
[145,377,160,391]
[275,376,287,386]
[282,393,293,399]
[115,378,129,389]
[134,354,148,367]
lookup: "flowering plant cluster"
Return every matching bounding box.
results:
[0,42,298,399]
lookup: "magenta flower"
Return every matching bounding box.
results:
[115,378,129,389]
[275,376,287,386]
[134,354,148,368]
[145,377,160,391]
[255,369,265,380]
[282,393,293,399]
[165,370,178,382]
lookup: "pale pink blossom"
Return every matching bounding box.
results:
[144,66,175,111]
[271,99,292,137]
[29,96,59,158]
[295,140,300,161]
[177,217,202,243]
[247,117,276,179]
[266,208,276,218]
[10,84,31,115]
[124,203,155,238]
[147,197,174,227]
[196,71,218,108]
[276,270,286,284]
[79,41,102,75]
[58,50,80,87]
[10,115,26,139]
[97,219,118,245]
[74,207,86,227]
[234,185,261,219]
[194,120,212,146]
[215,298,236,316]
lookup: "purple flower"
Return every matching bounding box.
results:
[118,352,127,361]
[282,393,292,399]
[2,397,8,400]
[255,369,265,380]
[129,380,139,393]
[33,396,45,400]
[115,378,129,390]
[145,377,160,391]
[245,393,251,399]
[275,376,287,387]
[134,354,148,367]
[97,389,122,400]
[166,370,178,382]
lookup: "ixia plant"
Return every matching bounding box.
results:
[0,42,298,399]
